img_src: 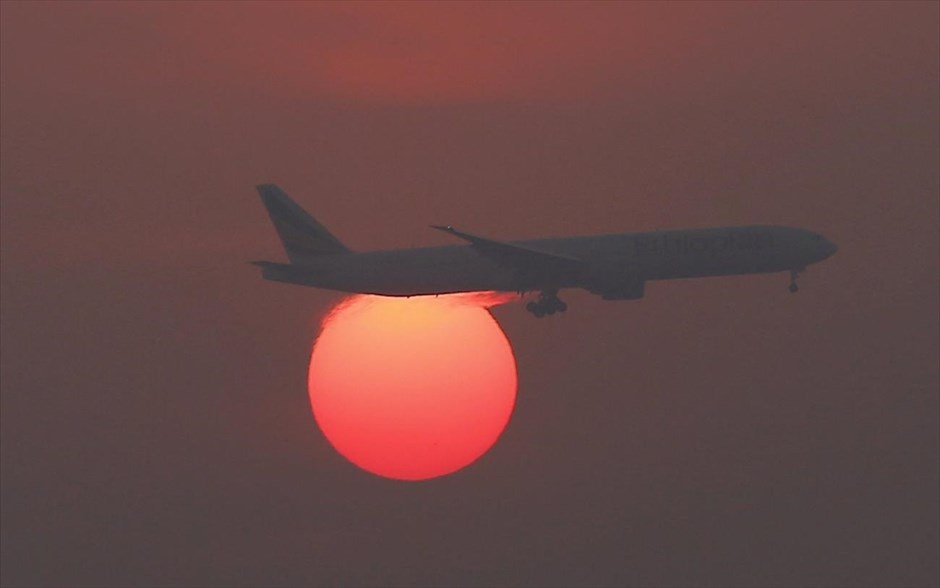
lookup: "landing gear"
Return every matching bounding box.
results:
[525,290,567,318]
[788,269,801,294]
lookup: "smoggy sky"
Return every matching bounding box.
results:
[2,2,938,586]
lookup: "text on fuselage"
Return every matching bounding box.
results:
[633,231,775,257]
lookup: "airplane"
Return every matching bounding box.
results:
[252,184,838,317]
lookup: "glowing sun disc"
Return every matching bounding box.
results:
[308,294,517,480]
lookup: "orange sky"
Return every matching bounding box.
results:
[4,2,713,104]
[3,1,918,106]
[3,1,936,269]
[2,2,938,586]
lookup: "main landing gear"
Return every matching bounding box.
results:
[526,290,567,318]
[788,269,802,294]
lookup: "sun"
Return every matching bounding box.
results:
[308,294,517,481]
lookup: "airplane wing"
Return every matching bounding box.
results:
[430,225,585,273]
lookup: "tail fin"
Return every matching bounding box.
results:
[256,184,351,263]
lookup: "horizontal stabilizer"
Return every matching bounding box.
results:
[251,260,319,286]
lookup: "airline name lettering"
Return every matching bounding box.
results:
[634,232,774,257]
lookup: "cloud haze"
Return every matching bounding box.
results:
[2,2,937,586]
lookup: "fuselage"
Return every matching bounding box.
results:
[265,225,837,297]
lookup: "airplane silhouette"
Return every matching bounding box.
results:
[253,184,837,317]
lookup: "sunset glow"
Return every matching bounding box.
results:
[308,293,517,480]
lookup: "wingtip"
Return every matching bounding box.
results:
[430,224,455,232]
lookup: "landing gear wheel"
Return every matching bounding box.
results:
[788,269,802,294]
[525,289,567,317]
[526,301,546,318]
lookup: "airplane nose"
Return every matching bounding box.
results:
[824,238,838,257]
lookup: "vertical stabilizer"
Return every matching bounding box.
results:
[256,184,351,263]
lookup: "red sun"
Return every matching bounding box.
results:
[308,293,517,481]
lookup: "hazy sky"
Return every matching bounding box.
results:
[2,2,938,586]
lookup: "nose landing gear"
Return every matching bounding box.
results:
[788,269,801,293]
[525,290,567,317]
